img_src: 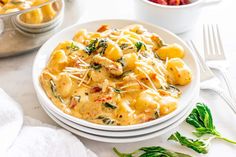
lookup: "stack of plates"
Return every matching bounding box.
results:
[33,19,200,143]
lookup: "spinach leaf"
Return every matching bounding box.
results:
[97,115,115,125]
[186,103,236,144]
[84,38,108,55]
[84,39,98,55]
[90,63,102,70]
[113,88,122,94]
[134,41,146,52]
[67,42,80,51]
[119,43,129,50]
[103,102,117,109]
[97,39,108,55]
[117,57,125,67]
[165,85,182,98]
[113,146,192,157]
[168,132,209,154]
[49,79,64,103]
[11,0,23,5]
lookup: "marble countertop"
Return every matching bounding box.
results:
[1,0,236,156]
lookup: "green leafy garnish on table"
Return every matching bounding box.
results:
[168,132,209,154]
[186,102,236,144]
[113,146,192,157]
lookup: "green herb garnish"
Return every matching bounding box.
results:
[67,42,80,51]
[166,85,181,97]
[134,41,146,52]
[97,116,115,125]
[97,39,108,55]
[11,0,24,5]
[154,110,160,119]
[113,88,122,93]
[50,79,57,97]
[49,79,64,103]
[117,57,125,67]
[91,63,102,70]
[113,146,192,157]
[84,39,98,55]
[119,43,129,50]
[168,132,209,154]
[84,38,108,55]
[186,103,236,144]
[103,102,117,109]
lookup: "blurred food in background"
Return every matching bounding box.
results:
[149,0,190,6]
[0,0,50,14]
[19,1,59,24]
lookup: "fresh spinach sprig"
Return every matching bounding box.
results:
[168,132,209,154]
[186,102,236,144]
[113,146,191,157]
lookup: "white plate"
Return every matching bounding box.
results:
[42,100,196,143]
[41,89,198,137]
[33,19,200,131]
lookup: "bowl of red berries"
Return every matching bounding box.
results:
[134,0,221,34]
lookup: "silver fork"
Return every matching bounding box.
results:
[187,40,236,114]
[203,24,236,101]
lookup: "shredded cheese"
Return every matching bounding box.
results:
[137,67,157,91]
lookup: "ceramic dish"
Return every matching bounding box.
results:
[41,90,198,137]
[134,0,221,34]
[33,19,200,131]
[42,100,195,143]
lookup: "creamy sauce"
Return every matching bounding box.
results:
[40,24,192,126]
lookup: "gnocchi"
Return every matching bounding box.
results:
[40,24,192,126]
[156,43,185,60]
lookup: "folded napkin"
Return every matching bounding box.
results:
[0,89,97,157]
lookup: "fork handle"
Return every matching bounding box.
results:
[206,86,236,114]
[211,66,236,102]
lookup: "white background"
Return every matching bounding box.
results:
[1,0,236,156]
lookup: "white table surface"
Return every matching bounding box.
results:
[1,0,236,156]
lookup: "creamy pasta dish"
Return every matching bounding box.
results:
[40,24,192,126]
[0,0,49,14]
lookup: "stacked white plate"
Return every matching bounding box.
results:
[33,19,200,143]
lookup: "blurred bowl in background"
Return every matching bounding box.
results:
[13,0,64,35]
[134,0,221,34]
[0,0,84,58]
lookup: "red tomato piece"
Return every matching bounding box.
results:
[180,0,190,5]
[150,0,168,5]
[168,0,181,5]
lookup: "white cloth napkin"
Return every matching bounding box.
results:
[0,89,97,157]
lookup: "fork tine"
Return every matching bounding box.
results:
[203,25,209,58]
[204,24,226,60]
[216,24,226,58]
[207,24,215,55]
[211,24,219,55]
